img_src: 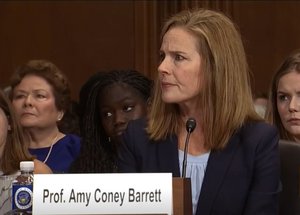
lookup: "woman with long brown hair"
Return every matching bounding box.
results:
[118,8,280,214]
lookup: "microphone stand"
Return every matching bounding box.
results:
[182,129,192,178]
[174,118,196,214]
[181,118,196,178]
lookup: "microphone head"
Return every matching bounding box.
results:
[186,118,196,133]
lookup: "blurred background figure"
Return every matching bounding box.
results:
[9,60,81,173]
[70,70,153,173]
[267,49,300,142]
[253,91,268,119]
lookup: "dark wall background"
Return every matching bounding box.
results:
[232,1,300,96]
[0,1,136,99]
[0,1,300,100]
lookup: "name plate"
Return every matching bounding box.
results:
[33,173,172,214]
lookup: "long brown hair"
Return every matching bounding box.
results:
[147,8,260,150]
[0,90,33,174]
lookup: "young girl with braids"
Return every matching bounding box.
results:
[70,70,153,173]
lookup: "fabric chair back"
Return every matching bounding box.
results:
[279,140,300,215]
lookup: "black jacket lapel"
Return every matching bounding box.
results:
[157,135,181,177]
[196,132,241,215]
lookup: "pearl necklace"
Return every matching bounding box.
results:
[43,133,59,163]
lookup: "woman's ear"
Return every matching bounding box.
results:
[57,111,65,121]
[146,98,152,106]
[6,115,12,131]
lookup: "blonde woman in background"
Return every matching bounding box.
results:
[267,49,300,142]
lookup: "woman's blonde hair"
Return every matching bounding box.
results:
[147,8,259,150]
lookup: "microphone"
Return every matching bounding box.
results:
[182,118,197,178]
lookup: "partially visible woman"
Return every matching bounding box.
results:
[9,60,81,173]
[69,70,152,173]
[0,89,51,213]
[0,89,52,174]
[266,49,300,142]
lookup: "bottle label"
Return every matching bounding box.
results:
[12,184,33,211]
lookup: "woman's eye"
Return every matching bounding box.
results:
[36,94,46,99]
[174,54,184,61]
[124,106,133,112]
[104,112,113,117]
[278,94,288,102]
[14,94,25,99]
[159,52,165,62]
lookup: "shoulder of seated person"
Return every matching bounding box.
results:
[33,159,53,174]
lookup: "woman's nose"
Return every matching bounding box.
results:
[288,96,300,112]
[158,58,170,75]
[114,110,126,125]
[24,94,33,107]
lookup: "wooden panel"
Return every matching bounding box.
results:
[231,1,300,94]
[1,1,300,100]
[0,1,136,99]
[133,1,158,80]
[136,0,300,95]
[173,177,192,215]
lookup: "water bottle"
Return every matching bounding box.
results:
[11,161,34,214]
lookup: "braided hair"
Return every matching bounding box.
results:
[69,70,153,173]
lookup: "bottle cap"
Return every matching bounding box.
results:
[20,161,34,171]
